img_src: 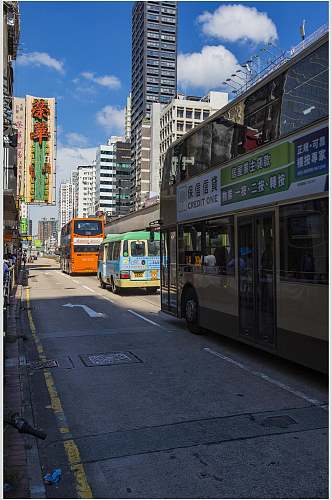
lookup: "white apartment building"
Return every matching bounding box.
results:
[95,136,124,216]
[125,93,131,142]
[71,170,79,217]
[58,182,75,229]
[159,91,229,183]
[149,102,164,197]
[77,164,96,218]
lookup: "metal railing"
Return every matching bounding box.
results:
[232,23,328,98]
[3,265,16,336]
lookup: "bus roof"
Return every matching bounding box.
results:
[102,231,160,243]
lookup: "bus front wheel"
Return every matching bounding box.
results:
[183,288,202,335]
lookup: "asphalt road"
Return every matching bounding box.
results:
[21,258,328,499]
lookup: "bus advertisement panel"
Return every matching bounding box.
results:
[60,218,104,274]
[177,126,328,222]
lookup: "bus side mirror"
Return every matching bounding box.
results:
[149,230,155,242]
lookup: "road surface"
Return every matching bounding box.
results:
[20,258,328,498]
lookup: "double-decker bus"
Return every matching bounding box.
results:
[97,231,160,293]
[160,31,328,373]
[60,217,104,274]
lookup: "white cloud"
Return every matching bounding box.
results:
[56,146,96,183]
[16,51,65,73]
[81,71,121,90]
[65,132,89,147]
[178,45,238,89]
[198,4,278,44]
[96,105,125,135]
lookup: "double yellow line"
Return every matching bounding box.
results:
[26,288,93,498]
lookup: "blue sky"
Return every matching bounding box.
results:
[14,1,328,230]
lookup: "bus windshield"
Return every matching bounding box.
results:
[74,220,102,236]
[130,241,146,257]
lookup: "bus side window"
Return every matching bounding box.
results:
[122,240,128,257]
[113,242,120,260]
[103,244,108,262]
[98,245,104,261]
[108,242,114,261]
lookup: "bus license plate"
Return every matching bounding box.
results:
[134,272,144,278]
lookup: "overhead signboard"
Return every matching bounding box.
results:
[24,95,56,205]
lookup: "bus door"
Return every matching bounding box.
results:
[161,229,177,314]
[237,211,276,347]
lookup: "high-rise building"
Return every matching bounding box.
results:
[77,164,96,218]
[58,182,75,229]
[131,1,178,209]
[125,93,132,141]
[71,170,79,217]
[37,218,57,244]
[95,137,131,218]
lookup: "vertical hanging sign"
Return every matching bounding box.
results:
[24,95,56,205]
[13,97,26,199]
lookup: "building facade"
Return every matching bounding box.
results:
[76,164,96,218]
[125,93,132,141]
[37,217,57,244]
[3,1,20,253]
[131,1,178,209]
[58,182,75,229]
[71,170,79,217]
[96,137,131,218]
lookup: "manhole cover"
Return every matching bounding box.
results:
[80,351,142,367]
[30,359,59,369]
[261,415,297,429]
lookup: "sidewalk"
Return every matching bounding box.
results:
[3,274,30,498]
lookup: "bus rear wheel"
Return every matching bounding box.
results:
[99,276,106,289]
[111,278,120,294]
[148,287,159,294]
[183,288,202,335]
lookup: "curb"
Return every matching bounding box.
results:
[3,272,46,499]
[19,283,46,499]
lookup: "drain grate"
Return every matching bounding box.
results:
[30,359,59,369]
[261,415,297,429]
[80,351,142,367]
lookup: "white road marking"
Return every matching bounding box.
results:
[82,285,95,293]
[72,279,80,284]
[62,303,106,318]
[127,309,161,327]
[203,347,327,409]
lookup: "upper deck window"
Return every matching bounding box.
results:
[73,220,102,236]
[280,42,328,135]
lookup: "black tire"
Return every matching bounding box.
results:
[110,278,119,294]
[148,287,159,294]
[183,288,202,335]
[99,276,106,289]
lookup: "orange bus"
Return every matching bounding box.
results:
[60,217,104,274]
